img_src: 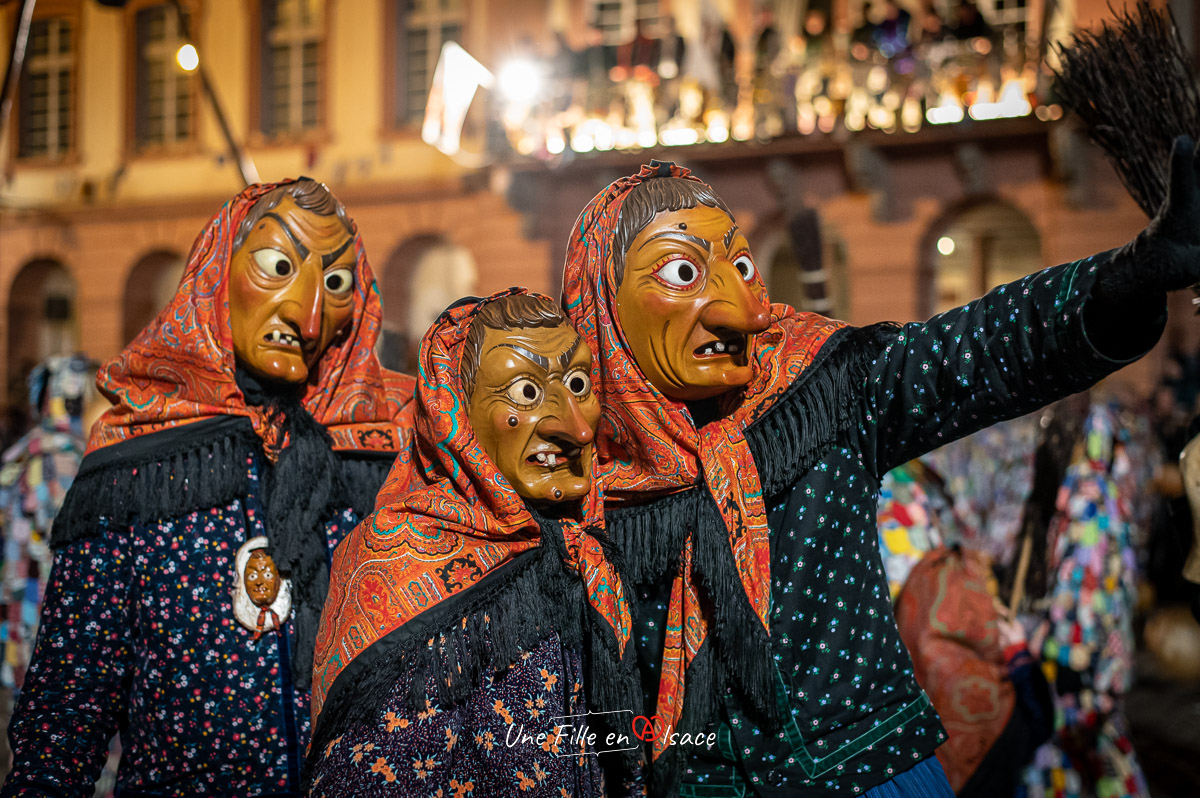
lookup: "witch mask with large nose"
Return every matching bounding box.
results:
[460,294,600,505]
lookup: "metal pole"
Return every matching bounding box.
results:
[168,0,259,186]
[0,0,39,155]
[198,64,259,186]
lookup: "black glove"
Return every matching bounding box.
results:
[1100,135,1200,302]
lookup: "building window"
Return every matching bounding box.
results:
[985,0,1029,28]
[133,4,193,149]
[17,18,75,160]
[258,0,324,137]
[590,0,665,45]
[393,0,464,127]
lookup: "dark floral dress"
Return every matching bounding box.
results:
[310,634,613,798]
[1,453,357,797]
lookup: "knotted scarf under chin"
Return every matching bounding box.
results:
[238,369,340,690]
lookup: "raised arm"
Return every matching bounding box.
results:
[860,136,1200,477]
[2,525,135,797]
[858,254,1163,478]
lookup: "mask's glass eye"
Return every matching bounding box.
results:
[652,257,702,289]
[734,254,756,282]
[324,267,354,295]
[505,378,543,407]
[565,369,591,398]
[251,248,294,278]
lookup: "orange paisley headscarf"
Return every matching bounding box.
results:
[562,163,846,768]
[89,178,412,456]
[311,289,634,744]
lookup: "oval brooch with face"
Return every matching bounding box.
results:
[233,536,292,639]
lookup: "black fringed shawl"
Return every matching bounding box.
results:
[51,412,397,690]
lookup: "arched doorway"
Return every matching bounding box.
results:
[6,258,79,406]
[122,250,186,345]
[920,199,1041,318]
[379,236,478,372]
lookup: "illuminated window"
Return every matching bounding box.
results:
[17,18,75,160]
[393,0,464,127]
[590,0,665,44]
[133,4,193,149]
[258,0,325,137]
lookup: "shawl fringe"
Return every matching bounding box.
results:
[604,489,696,584]
[692,492,780,732]
[50,415,397,549]
[306,517,643,785]
[745,322,899,496]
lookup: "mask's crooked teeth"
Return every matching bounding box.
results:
[714,341,727,353]
[547,453,558,467]
[536,452,547,463]
[728,341,741,355]
[270,330,281,343]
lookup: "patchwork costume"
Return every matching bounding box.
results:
[308,290,641,797]
[0,356,90,699]
[561,163,1167,796]
[2,182,413,797]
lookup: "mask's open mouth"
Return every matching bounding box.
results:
[263,330,303,350]
[525,446,583,469]
[694,332,747,358]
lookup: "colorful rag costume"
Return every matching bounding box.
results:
[561,162,1166,796]
[875,462,954,597]
[308,289,641,797]
[2,180,414,798]
[0,356,97,787]
[894,546,1053,797]
[1022,404,1151,798]
[0,356,89,697]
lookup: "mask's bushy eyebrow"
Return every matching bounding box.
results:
[494,343,550,371]
[724,225,741,250]
[322,238,354,269]
[558,336,582,369]
[263,213,310,260]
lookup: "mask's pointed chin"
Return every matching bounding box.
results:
[238,347,310,385]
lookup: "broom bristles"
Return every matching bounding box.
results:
[1054,1,1200,218]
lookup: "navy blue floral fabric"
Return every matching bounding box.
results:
[310,634,617,798]
[1,452,357,797]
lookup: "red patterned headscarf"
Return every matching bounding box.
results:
[311,288,632,731]
[89,179,412,456]
[562,163,845,764]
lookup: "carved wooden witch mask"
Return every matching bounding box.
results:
[462,294,600,505]
[613,202,771,401]
[228,187,358,385]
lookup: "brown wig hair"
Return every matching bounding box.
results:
[233,178,355,253]
[611,177,734,289]
[459,294,569,398]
